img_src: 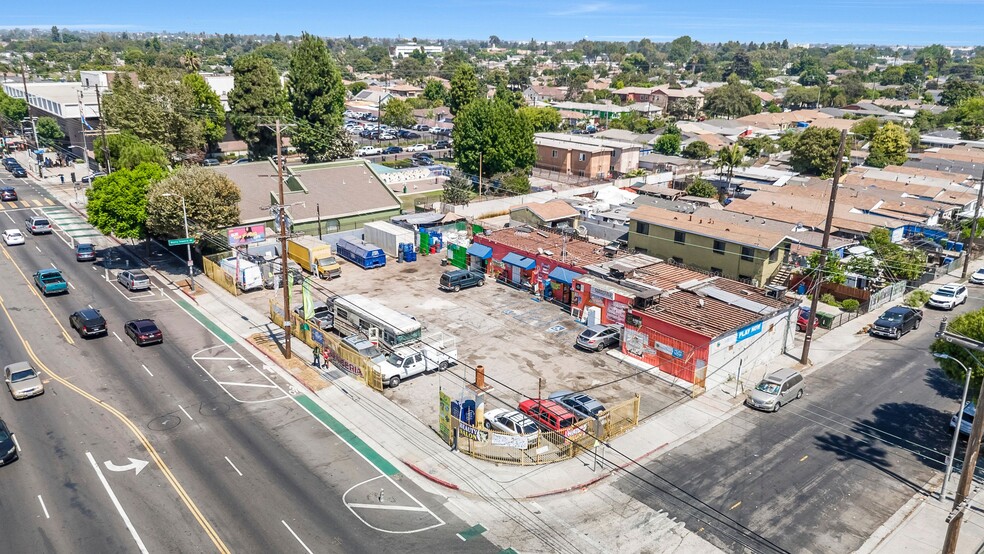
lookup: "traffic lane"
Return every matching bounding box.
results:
[616,317,958,553]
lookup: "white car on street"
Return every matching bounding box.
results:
[355,146,382,157]
[928,283,968,310]
[2,229,25,245]
[404,144,428,152]
[971,267,984,285]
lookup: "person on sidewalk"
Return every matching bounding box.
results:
[312,345,322,369]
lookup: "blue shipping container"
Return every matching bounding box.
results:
[336,237,386,269]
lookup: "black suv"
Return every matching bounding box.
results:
[869,306,922,339]
[69,308,107,338]
[439,269,485,292]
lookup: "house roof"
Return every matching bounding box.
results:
[630,205,788,250]
[511,200,580,222]
[477,227,610,268]
[388,83,422,92]
[535,136,612,153]
[536,132,642,151]
[614,86,654,95]
[653,87,704,98]
[736,110,830,129]
[881,165,973,184]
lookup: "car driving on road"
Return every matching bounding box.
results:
[69,308,108,338]
[125,319,163,345]
[869,306,922,339]
[25,216,51,235]
[0,418,18,466]
[75,242,96,262]
[0,187,17,201]
[4,362,43,400]
[117,269,151,291]
[928,283,968,310]
[2,229,25,246]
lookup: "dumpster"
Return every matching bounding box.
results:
[816,311,835,329]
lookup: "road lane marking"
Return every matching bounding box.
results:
[730,501,742,510]
[86,452,149,554]
[68,282,76,290]
[224,456,243,477]
[213,381,279,389]
[104,457,150,475]
[347,503,429,512]
[800,455,809,462]
[50,262,56,268]
[142,364,153,377]
[113,332,123,342]
[12,434,21,452]
[88,304,93,309]
[178,404,193,421]
[196,357,241,361]
[37,495,50,519]
[35,245,41,253]
[3,212,12,223]
[281,521,314,554]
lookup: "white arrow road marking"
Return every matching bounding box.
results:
[86,452,149,554]
[103,457,150,475]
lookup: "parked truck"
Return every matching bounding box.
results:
[219,256,264,291]
[378,332,457,387]
[34,268,68,296]
[287,236,341,280]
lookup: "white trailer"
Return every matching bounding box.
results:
[363,221,415,258]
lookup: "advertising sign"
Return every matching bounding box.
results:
[736,321,763,343]
[438,391,451,443]
[227,225,267,247]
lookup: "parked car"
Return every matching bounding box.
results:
[745,368,804,412]
[124,319,163,345]
[0,418,18,466]
[75,242,96,262]
[431,140,451,150]
[483,408,540,448]
[950,402,974,437]
[382,146,403,155]
[293,301,332,330]
[398,130,421,139]
[0,187,17,201]
[412,124,430,132]
[4,362,43,400]
[547,391,606,421]
[518,399,583,436]
[339,335,385,365]
[575,324,621,351]
[869,306,922,339]
[231,158,253,165]
[69,308,108,338]
[796,307,819,332]
[971,267,984,285]
[2,229,24,246]
[201,158,220,167]
[355,146,382,157]
[439,269,485,292]
[411,152,434,162]
[80,171,106,184]
[117,269,151,291]
[10,166,26,178]
[404,144,428,153]
[928,283,968,310]
[25,216,51,235]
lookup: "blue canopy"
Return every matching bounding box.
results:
[501,252,536,270]
[547,266,580,285]
[466,243,493,260]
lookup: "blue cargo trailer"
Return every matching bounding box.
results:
[336,237,386,269]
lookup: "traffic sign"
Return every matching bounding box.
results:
[168,237,195,246]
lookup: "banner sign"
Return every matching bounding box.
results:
[227,225,266,247]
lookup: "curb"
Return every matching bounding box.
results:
[244,334,323,396]
[522,441,671,499]
[402,460,460,491]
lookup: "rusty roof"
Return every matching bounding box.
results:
[480,227,610,267]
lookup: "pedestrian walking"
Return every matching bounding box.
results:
[312,344,322,369]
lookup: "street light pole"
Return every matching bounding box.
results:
[935,352,973,501]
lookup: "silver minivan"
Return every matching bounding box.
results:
[745,368,805,412]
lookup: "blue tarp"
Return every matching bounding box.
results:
[547,266,580,285]
[501,252,536,270]
[466,243,493,260]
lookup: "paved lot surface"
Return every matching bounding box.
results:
[237,249,688,426]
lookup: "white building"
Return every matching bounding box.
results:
[391,43,443,58]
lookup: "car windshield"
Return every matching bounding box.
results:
[11,369,36,382]
[34,219,48,226]
[518,421,539,434]
[385,353,405,365]
[936,289,956,298]
[880,312,903,322]
[755,382,781,395]
[0,428,8,441]
[963,411,975,423]
[7,232,20,237]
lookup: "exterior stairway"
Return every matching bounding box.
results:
[768,264,792,288]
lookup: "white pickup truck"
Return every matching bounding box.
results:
[378,333,457,388]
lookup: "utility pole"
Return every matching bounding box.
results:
[478,152,483,197]
[960,166,984,280]
[20,63,41,178]
[316,203,322,240]
[77,89,92,173]
[936,318,984,554]
[94,84,112,174]
[800,129,848,365]
[275,120,291,359]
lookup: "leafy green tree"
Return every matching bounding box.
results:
[940,79,982,107]
[667,36,695,66]
[804,251,846,284]
[0,91,28,122]
[452,99,535,178]
[146,166,241,238]
[737,135,775,158]
[517,106,561,133]
[182,73,226,152]
[381,98,415,129]
[702,74,761,119]
[931,309,984,392]
[667,96,701,120]
[851,117,881,142]
[422,79,447,104]
[86,162,168,239]
[863,227,926,281]
[798,67,828,87]
[448,63,480,116]
[790,127,843,178]
[653,133,681,155]
[94,132,170,170]
[102,69,204,156]
[845,255,878,279]
[866,123,910,168]
[915,44,951,87]
[287,33,347,162]
[714,143,746,187]
[347,81,368,95]
[496,169,532,195]
[776,131,799,151]
[442,173,472,205]
[228,54,287,158]
[35,117,65,144]
[684,176,717,198]
[681,140,712,160]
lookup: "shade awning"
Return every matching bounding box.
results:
[547,266,580,285]
[501,252,536,270]
[466,243,493,260]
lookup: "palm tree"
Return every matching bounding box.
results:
[715,143,746,196]
[180,50,202,73]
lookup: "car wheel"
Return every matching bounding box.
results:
[796,389,803,400]
[484,421,493,430]
[894,328,901,340]
[914,319,920,330]
[388,376,401,388]
[438,360,449,371]
[773,401,781,412]
[453,285,460,292]
[478,280,485,287]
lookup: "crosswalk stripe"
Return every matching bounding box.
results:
[5,202,16,209]
[31,199,42,207]
[44,198,54,205]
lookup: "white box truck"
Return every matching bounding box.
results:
[219,256,264,291]
[363,221,415,258]
[287,236,341,279]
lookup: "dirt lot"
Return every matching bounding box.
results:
[237,250,688,427]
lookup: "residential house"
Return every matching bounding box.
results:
[523,85,567,105]
[535,132,642,176]
[391,43,443,58]
[387,83,423,99]
[509,200,580,229]
[535,136,612,178]
[612,86,655,103]
[650,87,705,112]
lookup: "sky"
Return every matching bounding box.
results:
[3,0,984,46]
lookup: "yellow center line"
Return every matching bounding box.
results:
[0,245,229,553]
[730,501,742,510]
[800,455,809,462]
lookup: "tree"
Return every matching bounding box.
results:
[667,36,695,66]
[866,123,910,168]
[35,117,64,145]
[182,73,226,152]
[517,106,561,133]
[667,96,701,120]
[180,49,202,72]
[845,255,878,279]
[790,127,843,178]
[915,44,951,88]
[422,79,447,104]
[804,251,846,285]
[797,67,828,87]
[684,176,717,198]
[228,54,287,158]
[442,173,472,205]
[702,74,761,119]
[381,98,415,129]
[682,140,712,160]
[452,99,535,178]
[287,33,347,162]
[86,163,168,240]
[932,309,984,392]
[347,81,368,95]
[0,91,28,122]
[738,135,775,158]
[495,169,532,195]
[851,117,881,142]
[653,133,681,155]
[94,132,170,170]
[714,143,746,187]
[863,227,926,281]
[146,167,241,238]
[940,79,982,107]
[447,63,480,116]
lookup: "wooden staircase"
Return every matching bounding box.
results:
[768,264,792,288]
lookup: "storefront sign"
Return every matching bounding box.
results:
[457,421,487,441]
[653,340,685,359]
[736,321,763,343]
[591,286,615,301]
[606,300,627,324]
[438,391,451,442]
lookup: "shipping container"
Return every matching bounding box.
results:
[336,237,386,269]
[363,221,415,258]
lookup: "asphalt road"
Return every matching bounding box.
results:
[0,164,494,552]
[615,295,979,553]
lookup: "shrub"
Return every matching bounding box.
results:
[841,299,860,312]
[905,290,930,307]
[820,293,839,306]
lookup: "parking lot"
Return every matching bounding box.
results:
[236,247,688,427]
